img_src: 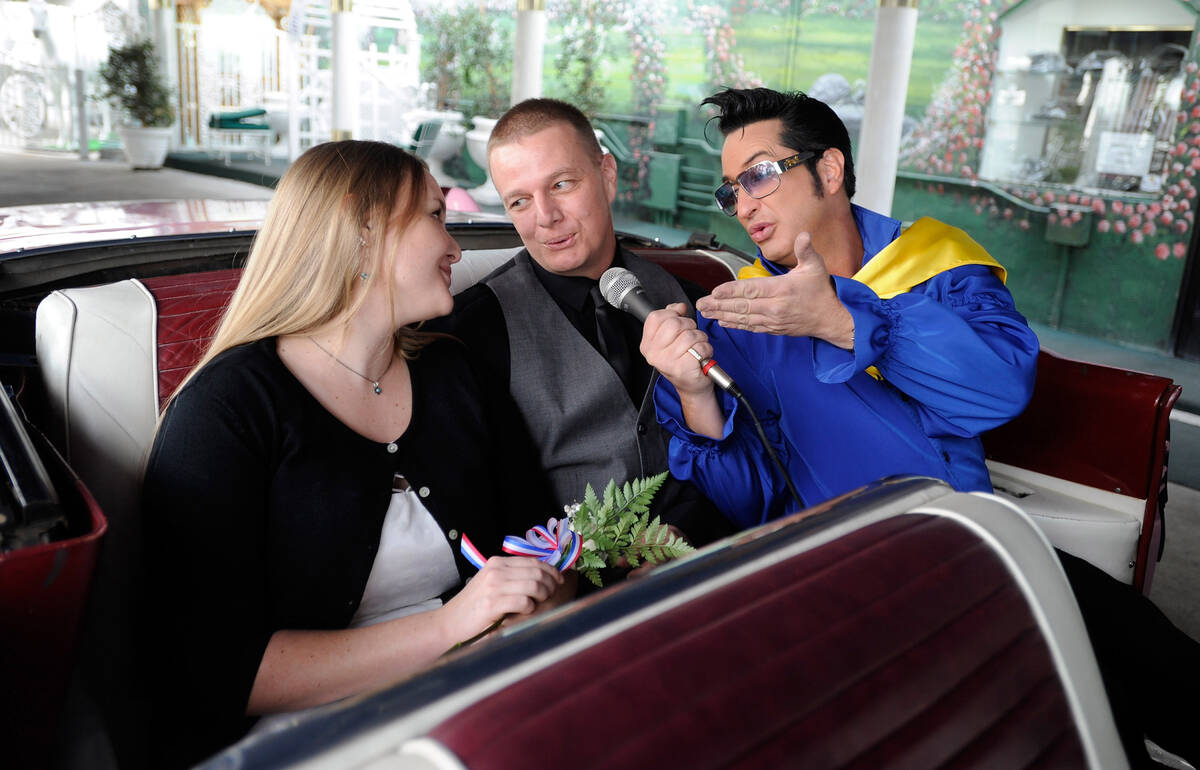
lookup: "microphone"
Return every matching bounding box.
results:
[599,267,742,398]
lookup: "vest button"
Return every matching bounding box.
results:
[636,422,647,434]
[386,442,398,453]
[448,529,458,540]
[419,486,431,498]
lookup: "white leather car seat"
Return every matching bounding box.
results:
[36,279,161,523]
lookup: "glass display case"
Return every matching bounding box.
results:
[980,28,1190,194]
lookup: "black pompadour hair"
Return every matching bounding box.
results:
[701,87,856,199]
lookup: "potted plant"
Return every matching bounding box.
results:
[99,40,176,169]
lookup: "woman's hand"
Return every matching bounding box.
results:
[534,568,577,613]
[501,568,578,628]
[440,556,563,645]
[248,557,565,714]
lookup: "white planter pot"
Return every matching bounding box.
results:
[117,126,172,169]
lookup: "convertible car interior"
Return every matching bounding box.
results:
[0,215,1180,768]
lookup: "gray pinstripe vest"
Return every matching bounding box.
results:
[486,249,691,508]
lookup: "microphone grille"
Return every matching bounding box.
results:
[599,267,640,308]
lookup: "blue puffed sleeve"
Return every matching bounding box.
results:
[652,350,793,529]
[811,264,1039,438]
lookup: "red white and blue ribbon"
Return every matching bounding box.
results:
[459,532,488,571]
[502,518,581,572]
[460,517,581,573]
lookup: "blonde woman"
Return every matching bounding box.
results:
[141,141,568,767]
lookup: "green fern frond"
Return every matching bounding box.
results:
[583,483,601,515]
[564,472,688,587]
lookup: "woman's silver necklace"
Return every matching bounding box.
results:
[308,336,393,395]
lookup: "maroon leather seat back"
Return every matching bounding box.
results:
[638,248,737,291]
[983,349,1181,589]
[429,515,1087,769]
[984,350,1178,499]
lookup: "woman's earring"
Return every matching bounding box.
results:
[360,272,370,280]
[359,235,367,247]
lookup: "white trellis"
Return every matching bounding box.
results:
[355,0,424,145]
[170,0,424,161]
[287,0,332,154]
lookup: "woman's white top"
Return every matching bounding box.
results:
[349,473,461,628]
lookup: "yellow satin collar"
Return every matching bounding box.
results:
[735,217,1006,294]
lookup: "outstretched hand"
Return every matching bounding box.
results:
[695,232,855,348]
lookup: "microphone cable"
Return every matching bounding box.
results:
[730,390,805,515]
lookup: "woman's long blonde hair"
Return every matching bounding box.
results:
[172,140,431,404]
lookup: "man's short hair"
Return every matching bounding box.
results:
[488,98,603,162]
[701,87,856,199]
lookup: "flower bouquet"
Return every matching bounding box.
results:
[461,472,695,586]
[567,472,695,586]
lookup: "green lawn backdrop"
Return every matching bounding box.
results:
[424,9,967,123]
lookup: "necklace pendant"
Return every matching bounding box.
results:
[372,382,382,395]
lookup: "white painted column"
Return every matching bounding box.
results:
[149,0,180,148]
[855,0,919,216]
[285,33,302,161]
[74,70,89,159]
[511,0,546,105]
[331,0,358,140]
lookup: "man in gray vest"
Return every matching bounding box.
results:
[438,98,733,547]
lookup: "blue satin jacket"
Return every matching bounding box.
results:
[654,206,1040,528]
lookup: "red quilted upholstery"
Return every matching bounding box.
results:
[428,515,1086,769]
[140,269,242,410]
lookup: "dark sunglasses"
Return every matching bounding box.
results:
[713,151,815,216]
